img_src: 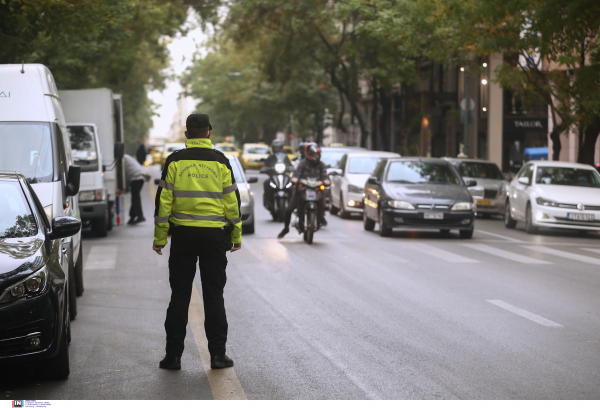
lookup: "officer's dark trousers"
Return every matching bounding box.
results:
[165,226,229,357]
[129,179,144,220]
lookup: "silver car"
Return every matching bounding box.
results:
[444,158,508,217]
[225,154,258,234]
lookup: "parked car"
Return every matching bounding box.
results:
[320,146,366,175]
[151,145,165,165]
[0,172,81,379]
[0,63,83,320]
[283,145,296,162]
[330,151,400,218]
[362,158,476,238]
[239,143,269,171]
[505,161,600,234]
[444,158,507,218]
[159,143,186,169]
[215,143,240,158]
[225,154,258,234]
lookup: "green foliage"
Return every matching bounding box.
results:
[0,0,190,154]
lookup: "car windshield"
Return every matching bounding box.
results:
[283,147,293,154]
[68,125,99,172]
[166,145,184,152]
[0,122,53,184]
[454,161,503,180]
[216,145,237,152]
[321,151,345,168]
[386,161,461,185]
[245,146,269,155]
[535,167,600,188]
[0,181,37,238]
[348,157,385,174]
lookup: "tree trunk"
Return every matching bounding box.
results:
[578,117,600,166]
[370,77,378,150]
[379,89,391,152]
[550,129,562,161]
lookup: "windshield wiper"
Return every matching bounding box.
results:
[75,159,92,164]
[26,177,40,184]
[387,180,415,184]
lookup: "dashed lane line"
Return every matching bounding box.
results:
[487,300,563,327]
[406,243,479,263]
[523,245,600,266]
[475,230,524,243]
[189,284,247,400]
[463,244,551,264]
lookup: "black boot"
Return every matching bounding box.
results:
[159,355,181,370]
[211,354,234,369]
[277,227,289,239]
[297,223,304,233]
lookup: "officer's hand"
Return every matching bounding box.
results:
[153,244,165,255]
[292,177,298,184]
[324,180,330,186]
[230,243,242,252]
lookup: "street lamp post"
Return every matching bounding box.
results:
[463,66,470,157]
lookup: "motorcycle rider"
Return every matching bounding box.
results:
[277,143,329,239]
[261,139,293,211]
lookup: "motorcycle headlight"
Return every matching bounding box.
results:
[388,200,415,210]
[451,202,474,211]
[347,184,363,194]
[274,163,286,174]
[0,267,48,304]
[535,197,559,207]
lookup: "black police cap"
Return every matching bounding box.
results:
[186,113,212,130]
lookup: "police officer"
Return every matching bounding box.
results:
[152,113,242,370]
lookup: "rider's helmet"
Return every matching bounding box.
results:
[271,139,283,154]
[305,143,321,163]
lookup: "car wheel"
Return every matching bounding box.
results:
[68,259,77,321]
[459,227,474,239]
[243,221,255,234]
[74,243,84,297]
[92,206,108,237]
[339,194,350,219]
[504,199,517,229]
[525,202,539,234]
[363,210,375,231]
[44,316,70,380]
[329,197,339,215]
[440,229,451,235]
[378,207,392,237]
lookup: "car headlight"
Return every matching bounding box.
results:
[239,190,250,203]
[0,267,48,304]
[347,184,363,193]
[44,204,53,222]
[535,197,559,207]
[274,163,286,174]
[451,202,474,211]
[79,189,104,202]
[388,200,415,210]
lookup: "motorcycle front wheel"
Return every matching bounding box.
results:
[306,209,315,244]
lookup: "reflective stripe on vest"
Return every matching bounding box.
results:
[158,180,174,190]
[173,190,223,199]
[155,215,169,223]
[223,182,238,194]
[171,212,227,222]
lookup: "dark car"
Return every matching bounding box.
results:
[0,172,81,379]
[362,158,476,238]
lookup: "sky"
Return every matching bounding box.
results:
[148,11,208,138]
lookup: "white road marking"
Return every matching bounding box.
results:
[581,248,600,256]
[487,300,563,327]
[475,230,524,243]
[189,284,247,400]
[84,245,118,270]
[523,246,600,266]
[407,243,479,263]
[463,243,551,264]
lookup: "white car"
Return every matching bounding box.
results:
[329,151,400,218]
[225,154,258,234]
[505,161,600,234]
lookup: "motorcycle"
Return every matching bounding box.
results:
[291,178,326,244]
[262,154,293,222]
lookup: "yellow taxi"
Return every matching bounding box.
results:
[215,142,240,158]
[283,145,296,161]
[159,143,186,169]
[150,145,165,165]
[239,143,270,170]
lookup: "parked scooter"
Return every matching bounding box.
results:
[291,178,326,244]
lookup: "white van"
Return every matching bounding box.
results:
[0,64,83,319]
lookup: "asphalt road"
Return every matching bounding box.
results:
[4,166,600,400]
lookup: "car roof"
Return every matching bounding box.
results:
[0,171,24,181]
[387,157,452,164]
[530,160,595,170]
[442,157,498,164]
[321,146,364,151]
[345,151,400,158]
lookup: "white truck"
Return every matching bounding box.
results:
[58,89,125,237]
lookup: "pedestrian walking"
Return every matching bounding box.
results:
[136,137,147,165]
[153,113,242,370]
[123,154,149,224]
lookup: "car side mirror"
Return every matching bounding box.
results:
[465,179,477,187]
[114,142,125,161]
[247,177,258,183]
[329,170,341,177]
[154,178,161,186]
[48,216,81,240]
[518,176,529,185]
[368,176,379,185]
[65,165,81,196]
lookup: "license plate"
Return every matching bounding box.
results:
[277,191,285,197]
[567,213,595,221]
[424,212,444,220]
[476,199,491,206]
[305,190,317,200]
